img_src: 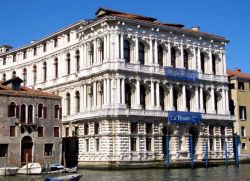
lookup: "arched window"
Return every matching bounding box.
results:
[8,102,16,117]
[203,91,207,113]
[200,53,205,73]
[33,65,37,85]
[75,50,80,72]
[125,83,131,108]
[23,68,27,86]
[66,93,71,115]
[2,73,6,81]
[186,90,191,111]
[184,50,189,69]
[38,104,43,118]
[21,104,26,124]
[171,47,176,68]
[140,85,146,109]
[138,42,145,65]
[215,92,218,113]
[54,105,60,119]
[158,45,163,67]
[28,105,33,124]
[12,71,16,78]
[212,54,216,74]
[124,40,130,63]
[75,91,80,113]
[159,86,164,110]
[173,88,178,110]
[66,53,70,75]
[54,58,58,78]
[43,62,47,81]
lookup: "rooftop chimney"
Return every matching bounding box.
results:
[191,26,200,32]
[0,45,13,54]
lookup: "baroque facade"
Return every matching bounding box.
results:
[0,77,62,167]
[0,8,235,167]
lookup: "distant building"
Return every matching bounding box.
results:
[228,68,250,157]
[0,77,62,167]
[0,8,235,168]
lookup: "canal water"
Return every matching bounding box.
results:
[0,164,250,181]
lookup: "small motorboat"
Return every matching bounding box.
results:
[17,162,42,175]
[42,163,65,173]
[44,173,82,181]
[0,167,18,176]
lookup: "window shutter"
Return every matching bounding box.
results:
[43,106,47,119]
[16,105,19,118]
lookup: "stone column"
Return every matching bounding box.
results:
[107,34,110,61]
[107,78,110,105]
[136,79,141,108]
[195,86,199,111]
[151,81,155,108]
[103,79,107,106]
[83,84,87,110]
[200,86,204,112]
[93,81,97,107]
[225,88,229,113]
[93,39,97,65]
[121,78,125,105]
[135,36,139,63]
[120,33,124,59]
[169,84,174,110]
[182,85,187,111]
[149,38,153,65]
[180,43,184,68]
[154,40,158,65]
[80,84,84,111]
[192,47,196,70]
[117,78,121,104]
[80,44,85,69]
[104,35,107,61]
[209,49,213,74]
[210,86,216,113]
[222,51,227,75]
[156,81,160,108]
[197,47,201,72]
[167,42,171,66]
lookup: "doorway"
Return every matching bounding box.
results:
[21,136,33,164]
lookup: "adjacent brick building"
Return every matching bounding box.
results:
[0,77,62,167]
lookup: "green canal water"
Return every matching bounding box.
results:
[0,164,249,181]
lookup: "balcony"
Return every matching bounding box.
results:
[164,66,198,81]
[62,107,235,123]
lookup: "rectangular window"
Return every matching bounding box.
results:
[238,82,245,91]
[241,126,245,137]
[221,126,225,136]
[86,139,89,152]
[131,123,138,134]
[43,43,47,52]
[65,127,69,137]
[242,143,246,150]
[54,39,58,48]
[130,138,137,151]
[209,126,214,136]
[221,139,226,150]
[23,51,27,59]
[0,144,8,157]
[146,138,152,151]
[34,47,37,56]
[146,123,152,134]
[44,144,53,156]
[38,127,44,137]
[75,127,78,137]
[239,106,247,120]
[96,139,100,152]
[10,126,16,137]
[209,139,214,151]
[94,123,99,135]
[54,127,59,137]
[84,123,88,135]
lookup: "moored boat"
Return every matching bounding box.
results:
[44,173,82,181]
[17,162,42,175]
[0,167,19,176]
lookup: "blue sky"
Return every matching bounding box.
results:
[0,0,249,72]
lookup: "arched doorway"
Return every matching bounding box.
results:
[21,136,33,164]
[189,127,199,154]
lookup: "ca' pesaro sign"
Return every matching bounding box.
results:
[164,66,198,82]
[167,111,201,124]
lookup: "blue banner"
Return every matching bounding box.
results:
[164,66,198,81]
[167,111,201,124]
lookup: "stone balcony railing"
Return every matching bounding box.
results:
[35,61,228,89]
[62,107,235,123]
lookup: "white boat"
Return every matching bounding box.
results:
[0,167,19,176]
[17,162,42,175]
[44,174,82,181]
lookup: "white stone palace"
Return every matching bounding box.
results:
[0,8,235,167]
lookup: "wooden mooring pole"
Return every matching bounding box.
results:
[4,153,7,176]
[26,153,28,175]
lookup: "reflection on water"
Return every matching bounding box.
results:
[0,164,250,181]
